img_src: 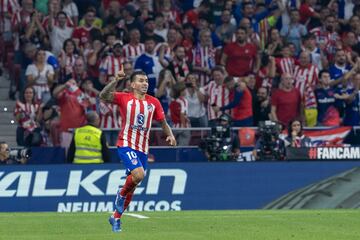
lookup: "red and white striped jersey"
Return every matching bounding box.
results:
[293,64,319,96]
[113,92,165,153]
[201,81,229,121]
[123,43,145,63]
[0,0,20,32]
[99,55,124,78]
[169,97,191,128]
[192,44,216,87]
[58,52,77,75]
[275,57,295,76]
[14,101,39,131]
[99,101,121,129]
[293,64,318,109]
[303,82,317,109]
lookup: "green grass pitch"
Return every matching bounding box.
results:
[0,210,359,240]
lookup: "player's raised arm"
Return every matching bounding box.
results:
[99,67,126,103]
[160,119,177,146]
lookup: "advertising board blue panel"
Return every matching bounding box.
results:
[1,162,360,212]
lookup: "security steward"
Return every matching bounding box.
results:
[67,111,110,163]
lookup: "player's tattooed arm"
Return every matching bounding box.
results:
[99,67,126,102]
[99,78,118,102]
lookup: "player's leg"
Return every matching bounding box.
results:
[115,167,144,214]
[114,149,148,215]
[109,147,145,232]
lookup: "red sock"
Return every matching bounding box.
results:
[120,175,137,197]
[114,188,135,218]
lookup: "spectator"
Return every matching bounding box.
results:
[72,7,98,49]
[159,0,181,28]
[99,41,124,85]
[155,69,175,116]
[161,45,190,82]
[67,111,110,163]
[122,28,145,64]
[14,86,42,146]
[315,70,341,126]
[280,9,307,55]
[293,51,319,127]
[141,17,165,43]
[154,13,168,41]
[337,69,360,126]
[169,82,191,146]
[43,0,74,32]
[256,54,276,89]
[214,76,253,127]
[121,4,143,33]
[98,100,121,146]
[136,0,155,22]
[70,57,88,84]
[80,79,99,111]
[270,72,302,127]
[215,9,237,44]
[266,28,284,57]
[134,36,163,96]
[284,119,312,147]
[48,11,74,56]
[62,0,79,26]
[199,66,229,127]
[275,44,296,76]
[253,87,271,126]
[24,11,47,49]
[192,28,216,86]
[53,79,87,148]
[329,49,352,88]
[25,48,55,103]
[184,73,207,127]
[302,33,328,71]
[221,26,259,77]
[58,38,78,83]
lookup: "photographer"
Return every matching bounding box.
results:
[199,114,240,161]
[253,121,286,161]
[0,142,28,165]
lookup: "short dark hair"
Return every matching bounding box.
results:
[130,70,147,82]
[144,35,156,43]
[211,66,225,75]
[319,69,330,79]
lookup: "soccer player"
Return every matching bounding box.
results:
[99,67,177,233]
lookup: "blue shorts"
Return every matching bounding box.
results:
[117,147,148,175]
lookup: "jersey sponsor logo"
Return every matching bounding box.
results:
[137,113,145,125]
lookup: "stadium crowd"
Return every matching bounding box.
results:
[1,0,360,148]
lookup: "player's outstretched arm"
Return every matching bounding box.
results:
[99,68,126,102]
[160,120,177,146]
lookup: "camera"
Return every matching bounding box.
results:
[257,121,284,160]
[9,148,32,161]
[199,114,235,161]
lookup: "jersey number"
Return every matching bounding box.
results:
[126,151,137,160]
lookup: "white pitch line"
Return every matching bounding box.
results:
[123,213,149,219]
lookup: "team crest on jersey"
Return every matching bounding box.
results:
[147,105,153,112]
[131,159,138,165]
[137,113,145,125]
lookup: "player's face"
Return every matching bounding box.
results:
[132,75,149,94]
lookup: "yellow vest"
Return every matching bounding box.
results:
[73,125,104,164]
